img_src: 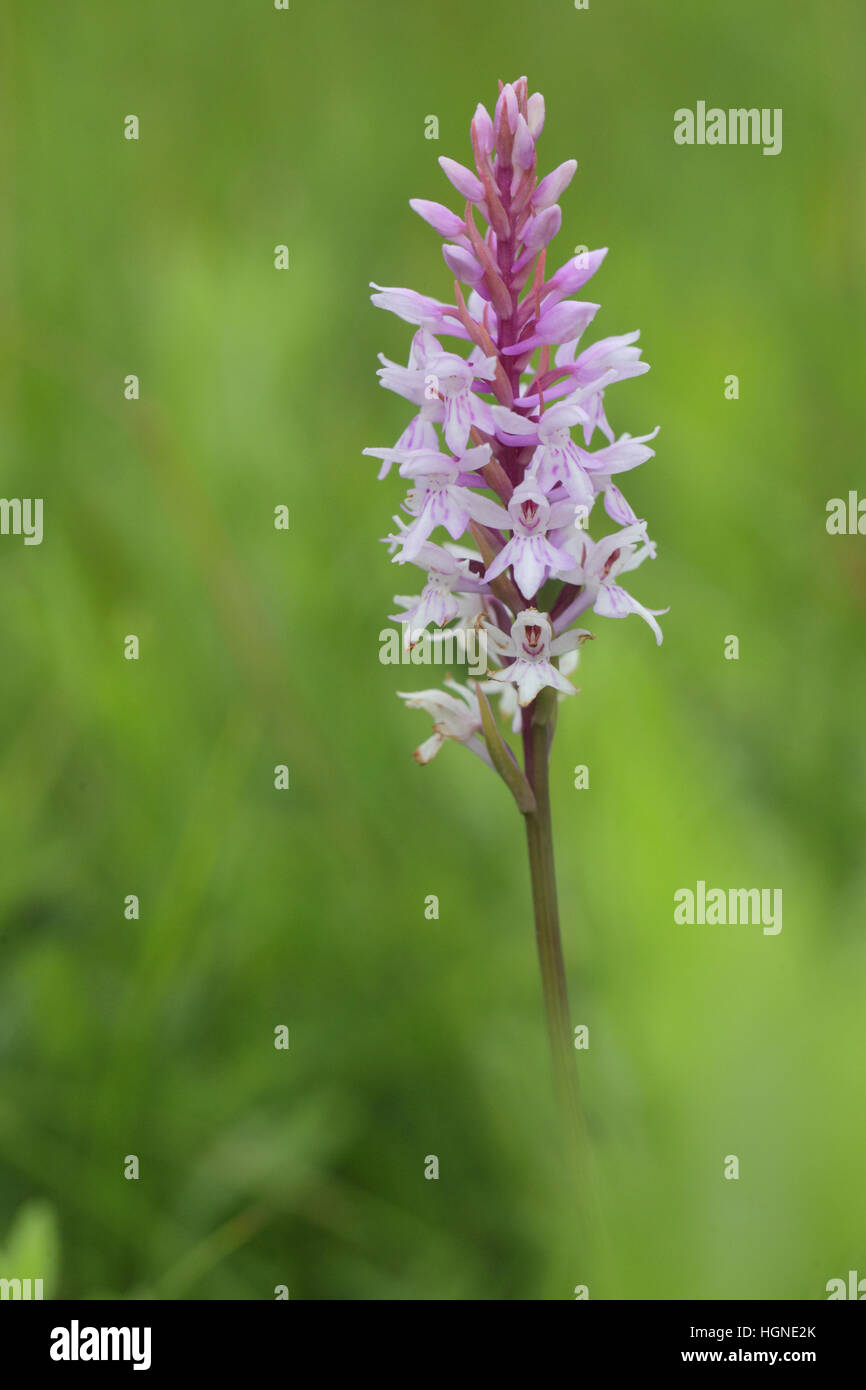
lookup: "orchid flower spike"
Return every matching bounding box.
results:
[365,77,664,787]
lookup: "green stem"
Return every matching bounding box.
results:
[523,693,587,1187]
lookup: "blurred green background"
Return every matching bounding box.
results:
[1,0,864,1300]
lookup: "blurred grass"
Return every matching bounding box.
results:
[0,0,864,1298]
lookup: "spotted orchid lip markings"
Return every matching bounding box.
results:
[485,609,592,706]
[365,77,665,1181]
[560,520,668,645]
[482,479,576,600]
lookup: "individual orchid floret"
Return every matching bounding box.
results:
[580,427,660,477]
[554,331,650,442]
[386,445,505,560]
[532,159,577,210]
[515,206,562,265]
[390,540,490,638]
[374,327,438,400]
[577,427,660,525]
[492,399,596,510]
[483,639,581,734]
[511,114,536,174]
[501,299,600,356]
[494,82,520,138]
[471,102,494,155]
[422,337,499,452]
[376,330,499,454]
[442,243,486,288]
[482,479,575,599]
[398,681,493,767]
[370,283,469,339]
[365,409,442,480]
[526,90,545,138]
[531,248,607,328]
[409,198,467,239]
[369,337,446,477]
[556,329,649,389]
[438,156,485,203]
[392,584,462,638]
[485,609,591,706]
[562,521,667,645]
